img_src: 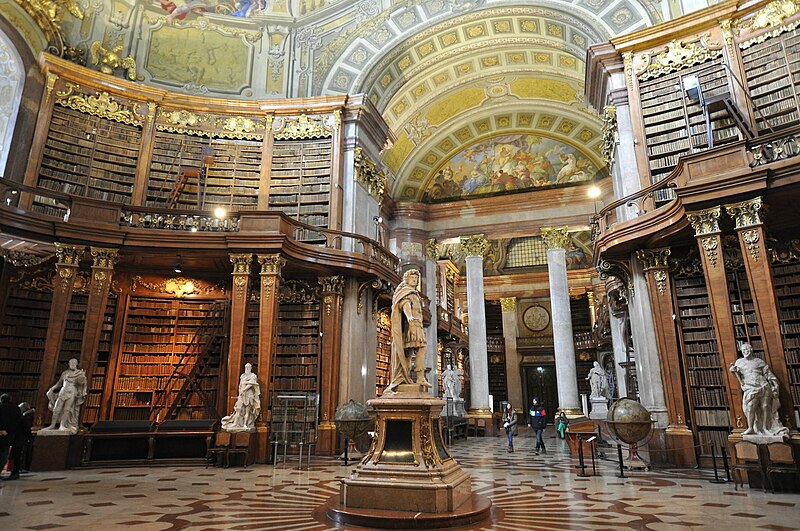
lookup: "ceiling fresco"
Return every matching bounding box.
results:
[3,0,664,203]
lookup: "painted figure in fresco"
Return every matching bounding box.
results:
[386,269,432,392]
[159,0,211,23]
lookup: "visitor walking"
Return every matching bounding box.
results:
[502,402,518,452]
[528,398,547,455]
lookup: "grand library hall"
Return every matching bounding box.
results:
[0,0,800,528]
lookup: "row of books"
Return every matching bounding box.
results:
[687,368,724,387]
[685,353,722,368]
[684,340,719,354]
[690,387,728,407]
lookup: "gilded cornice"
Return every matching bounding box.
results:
[55,84,143,127]
[724,196,763,228]
[89,247,118,269]
[499,297,517,312]
[353,148,387,203]
[686,207,721,236]
[458,234,490,258]
[540,226,570,250]
[636,35,722,80]
[274,114,331,140]
[230,253,253,275]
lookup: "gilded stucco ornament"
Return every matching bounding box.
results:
[686,207,722,236]
[458,234,490,258]
[354,148,387,202]
[750,0,799,30]
[274,114,330,140]
[540,227,570,250]
[425,239,440,261]
[279,280,319,304]
[90,247,119,270]
[0,250,53,267]
[724,196,763,228]
[230,253,253,275]
[741,230,761,262]
[601,105,618,167]
[636,247,671,296]
[258,254,285,275]
[90,41,137,81]
[636,35,722,80]
[55,84,142,126]
[499,297,517,313]
[216,116,264,140]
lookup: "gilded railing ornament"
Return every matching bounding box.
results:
[354,148,387,202]
[90,41,137,81]
[636,248,671,295]
[274,114,330,140]
[540,227,570,250]
[601,105,618,167]
[458,234,490,258]
[499,297,517,313]
[636,35,722,80]
[56,84,142,126]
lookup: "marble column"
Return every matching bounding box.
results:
[541,227,581,416]
[458,234,491,417]
[608,311,628,398]
[36,243,85,425]
[425,239,440,397]
[500,297,523,410]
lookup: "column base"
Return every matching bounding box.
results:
[317,422,337,455]
[558,407,585,420]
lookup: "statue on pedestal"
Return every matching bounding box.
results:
[442,364,460,399]
[386,269,431,393]
[221,363,261,432]
[729,342,789,441]
[42,358,87,435]
[587,361,609,399]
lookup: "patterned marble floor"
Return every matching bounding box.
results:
[1,432,797,530]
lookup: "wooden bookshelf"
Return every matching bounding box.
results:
[35,106,140,216]
[146,131,210,208]
[772,260,800,427]
[639,62,738,183]
[0,287,52,408]
[204,139,261,210]
[112,297,220,421]
[272,281,321,404]
[375,308,390,396]
[727,268,765,360]
[83,294,118,425]
[243,292,260,371]
[268,139,332,242]
[673,273,731,456]
[739,27,800,133]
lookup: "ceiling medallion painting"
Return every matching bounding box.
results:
[423,133,597,202]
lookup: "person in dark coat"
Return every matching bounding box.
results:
[0,393,22,479]
[502,402,518,453]
[18,402,34,474]
[528,398,547,455]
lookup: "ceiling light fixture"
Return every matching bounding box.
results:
[587,185,601,199]
[174,255,183,274]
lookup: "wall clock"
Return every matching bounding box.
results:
[523,305,550,332]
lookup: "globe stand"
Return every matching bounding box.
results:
[606,398,654,472]
[340,436,362,466]
[623,442,650,471]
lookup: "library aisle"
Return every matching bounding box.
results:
[1,432,797,530]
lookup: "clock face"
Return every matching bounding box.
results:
[523,305,550,332]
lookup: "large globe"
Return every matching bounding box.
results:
[606,398,652,444]
[334,400,371,440]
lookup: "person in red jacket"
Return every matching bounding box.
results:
[528,398,547,455]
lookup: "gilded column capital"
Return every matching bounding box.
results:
[257,253,286,275]
[458,234,489,258]
[319,275,345,295]
[89,247,119,269]
[724,196,763,229]
[229,253,253,274]
[55,243,85,266]
[541,227,570,250]
[425,238,440,261]
[635,247,671,271]
[499,297,517,313]
[686,207,721,236]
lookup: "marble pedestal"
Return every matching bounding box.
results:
[441,397,466,418]
[589,397,609,421]
[328,384,491,527]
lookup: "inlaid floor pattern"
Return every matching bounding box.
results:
[1,432,798,530]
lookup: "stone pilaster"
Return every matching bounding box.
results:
[499,297,523,410]
[458,234,491,418]
[541,227,581,416]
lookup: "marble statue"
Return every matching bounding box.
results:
[442,364,459,399]
[42,358,87,435]
[221,363,261,432]
[587,361,609,399]
[729,343,789,441]
[386,269,431,392]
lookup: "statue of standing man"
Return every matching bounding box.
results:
[42,358,87,435]
[587,361,609,399]
[221,363,261,432]
[385,269,431,393]
[729,342,789,440]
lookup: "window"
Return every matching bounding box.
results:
[0,29,24,177]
